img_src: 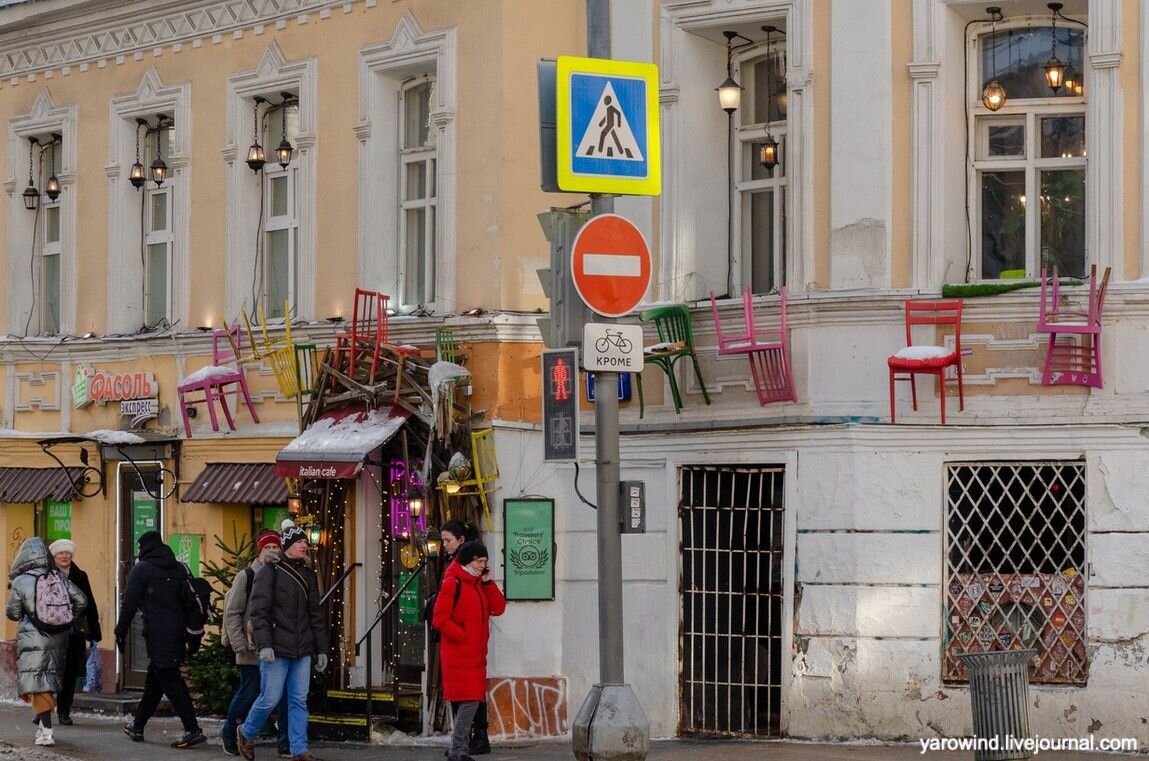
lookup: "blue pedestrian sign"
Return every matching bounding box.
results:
[556,56,660,196]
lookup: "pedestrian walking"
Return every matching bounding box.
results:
[222,529,291,757]
[436,522,490,755]
[433,541,505,761]
[49,538,101,726]
[6,536,88,747]
[113,530,207,749]
[237,521,329,761]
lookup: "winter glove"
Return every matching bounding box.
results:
[259,647,275,663]
[315,653,328,672]
[115,634,126,652]
[186,635,201,656]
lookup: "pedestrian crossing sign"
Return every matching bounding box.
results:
[556,56,660,196]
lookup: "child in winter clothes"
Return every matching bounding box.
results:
[6,536,87,746]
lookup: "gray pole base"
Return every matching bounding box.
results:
[572,683,650,761]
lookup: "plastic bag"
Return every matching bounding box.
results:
[82,641,102,693]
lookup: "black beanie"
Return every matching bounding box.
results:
[455,541,489,566]
[138,530,163,554]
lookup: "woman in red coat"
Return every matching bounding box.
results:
[433,541,506,761]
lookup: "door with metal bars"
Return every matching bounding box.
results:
[679,465,785,737]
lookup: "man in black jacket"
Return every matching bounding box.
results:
[237,521,328,761]
[113,531,206,749]
[49,539,101,726]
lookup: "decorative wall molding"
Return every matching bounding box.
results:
[0,0,362,82]
[14,371,60,411]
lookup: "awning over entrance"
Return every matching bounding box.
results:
[0,467,85,503]
[274,405,410,480]
[182,462,290,505]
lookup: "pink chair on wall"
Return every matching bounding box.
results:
[709,288,797,405]
[176,325,260,437]
[1037,264,1110,388]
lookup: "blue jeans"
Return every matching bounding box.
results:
[223,664,289,749]
[241,656,311,757]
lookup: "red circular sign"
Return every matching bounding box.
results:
[570,214,652,318]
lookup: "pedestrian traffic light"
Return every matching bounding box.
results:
[542,348,579,462]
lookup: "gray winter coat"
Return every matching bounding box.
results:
[5,537,87,695]
[224,554,277,666]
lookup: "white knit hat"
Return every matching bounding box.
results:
[48,538,76,556]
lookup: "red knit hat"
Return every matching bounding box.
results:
[256,529,281,553]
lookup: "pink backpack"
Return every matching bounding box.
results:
[32,571,74,634]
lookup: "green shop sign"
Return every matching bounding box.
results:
[44,500,72,544]
[398,572,421,625]
[170,534,202,576]
[503,498,555,601]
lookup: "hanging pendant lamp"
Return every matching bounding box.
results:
[981,7,1006,111]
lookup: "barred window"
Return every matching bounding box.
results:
[943,461,1087,685]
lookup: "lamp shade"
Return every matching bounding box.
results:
[981,80,1007,111]
[246,142,266,173]
[129,161,147,189]
[150,156,167,187]
[45,175,61,202]
[22,184,39,210]
[716,75,742,113]
[275,137,294,169]
[1044,55,1065,92]
[759,138,779,170]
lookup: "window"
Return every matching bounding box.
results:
[144,125,174,328]
[973,24,1086,279]
[736,44,787,292]
[399,78,437,307]
[263,101,300,321]
[943,461,1088,685]
[41,200,61,335]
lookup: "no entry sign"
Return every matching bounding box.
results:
[570,214,651,318]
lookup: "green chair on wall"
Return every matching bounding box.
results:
[635,304,711,418]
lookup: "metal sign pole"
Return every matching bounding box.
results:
[572,0,649,758]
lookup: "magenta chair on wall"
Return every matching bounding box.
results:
[1037,264,1110,388]
[709,288,797,405]
[176,325,260,437]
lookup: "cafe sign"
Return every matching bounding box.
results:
[73,365,157,409]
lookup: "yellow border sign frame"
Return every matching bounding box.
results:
[556,55,660,196]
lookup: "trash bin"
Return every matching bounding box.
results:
[957,650,1036,761]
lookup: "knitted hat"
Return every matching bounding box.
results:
[280,520,307,550]
[137,530,163,554]
[48,539,76,556]
[455,541,489,566]
[256,529,281,553]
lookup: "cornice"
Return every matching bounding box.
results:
[0,0,361,81]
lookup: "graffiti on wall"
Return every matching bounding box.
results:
[487,675,567,738]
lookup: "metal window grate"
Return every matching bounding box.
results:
[679,465,784,738]
[943,461,1088,684]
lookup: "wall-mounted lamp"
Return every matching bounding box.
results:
[308,522,321,545]
[716,31,749,114]
[982,7,1007,111]
[246,96,267,173]
[759,138,779,171]
[287,495,302,515]
[275,92,295,169]
[426,530,442,558]
[45,134,61,202]
[22,137,39,211]
[1044,3,1065,93]
[150,115,170,187]
[409,495,424,519]
[130,118,148,189]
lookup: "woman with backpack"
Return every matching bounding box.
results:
[6,536,87,747]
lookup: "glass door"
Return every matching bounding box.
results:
[118,465,163,689]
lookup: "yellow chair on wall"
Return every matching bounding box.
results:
[439,427,500,528]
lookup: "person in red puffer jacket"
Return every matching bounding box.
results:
[433,541,506,761]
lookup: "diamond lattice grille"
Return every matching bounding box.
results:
[943,461,1087,684]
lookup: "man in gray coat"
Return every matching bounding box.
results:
[6,536,87,747]
[221,529,289,756]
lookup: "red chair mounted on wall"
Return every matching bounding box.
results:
[708,288,797,405]
[1037,264,1110,388]
[176,324,260,437]
[333,288,389,385]
[888,299,964,424]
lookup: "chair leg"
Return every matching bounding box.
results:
[747,351,767,406]
[178,389,193,438]
[203,387,222,432]
[1042,334,1057,385]
[909,373,919,411]
[636,370,645,419]
[939,371,946,425]
[689,352,711,406]
[956,361,965,412]
[889,370,896,424]
[216,386,237,431]
[238,378,260,424]
[664,361,683,414]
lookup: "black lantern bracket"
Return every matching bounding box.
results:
[37,434,178,501]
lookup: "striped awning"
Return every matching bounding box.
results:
[0,467,86,503]
[182,462,289,505]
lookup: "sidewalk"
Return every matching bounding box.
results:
[0,700,1141,760]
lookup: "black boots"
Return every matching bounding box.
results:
[469,725,491,756]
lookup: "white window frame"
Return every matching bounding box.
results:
[734,44,788,293]
[225,42,316,323]
[358,12,457,313]
[263,164,299,321]
[107,68,190,334]
[143,180,174,329]
[398,78,437,307]
[40,199,62,335]
[6,90,76,337]
[966,19,1087,280]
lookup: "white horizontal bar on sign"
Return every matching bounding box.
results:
[583,253,642,277]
